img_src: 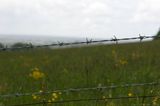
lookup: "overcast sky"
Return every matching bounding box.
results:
[0,0,160,38]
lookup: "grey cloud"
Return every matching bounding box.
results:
[131,0,160,23]
[0,0,159,38]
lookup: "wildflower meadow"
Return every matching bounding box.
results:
[0,40,160,105]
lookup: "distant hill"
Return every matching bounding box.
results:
[0,35,85,46]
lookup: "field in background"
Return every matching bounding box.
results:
[0,40,160,106]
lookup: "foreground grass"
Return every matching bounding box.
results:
[0,40,160,106]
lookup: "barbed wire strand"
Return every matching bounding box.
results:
[1,82,159,98]
[0,35,159,52]
[10,95,160,106]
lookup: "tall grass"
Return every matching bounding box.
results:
[0,40,160,105]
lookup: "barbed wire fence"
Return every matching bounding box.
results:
[0,82,159,98]
[10,95,160,106]
[0,35,160,105]
[0,35,159,52]
[0,82,160,106]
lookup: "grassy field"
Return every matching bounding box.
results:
[0,40,160,106]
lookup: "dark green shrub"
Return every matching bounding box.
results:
[0,43,4,48]
[11,42,31,48]
[154,28,160,40]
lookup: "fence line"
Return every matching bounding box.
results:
[1,35,160,106]
[10,95,160,106]
[0,35,159,52]
[1,82,159,99]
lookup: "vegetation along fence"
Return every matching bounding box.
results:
[0,82,160,106]
[0,35,160,106]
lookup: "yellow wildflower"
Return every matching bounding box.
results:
[153,97,158,105]
[48,100,52,105]
[32,95,38,100]
[102,96,108,102]
[102,96,106,99]
[48,100,52,102]
[39,90,43,93]
[119,59,128,65]
[52,93,58,99]
[58,92,62,95]
[29,68,45,80]
[153,101,156,105]
[52,98,55,102]
[128,93,133,97]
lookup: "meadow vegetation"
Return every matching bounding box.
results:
[0,40,160,106]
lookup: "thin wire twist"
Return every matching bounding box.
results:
[0,82,159,98]
[10,95,160,106]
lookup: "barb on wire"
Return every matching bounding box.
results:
[86,38,92,44]
[58,41,64,46]
[10,95,160,106]
[139,34,145,42]
[0,82,159,99]
[112,35,118,44]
